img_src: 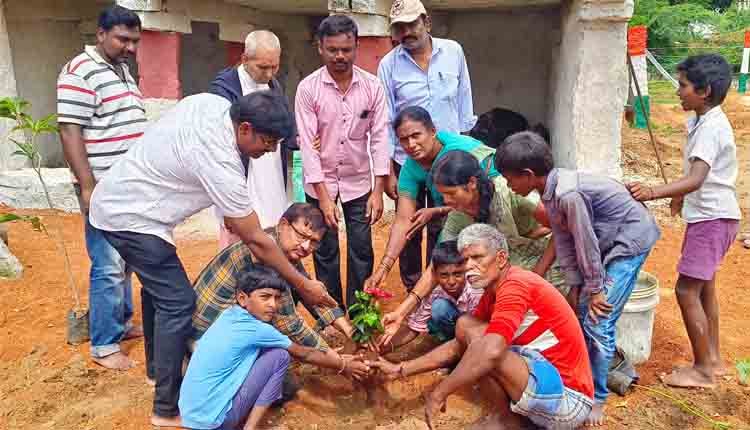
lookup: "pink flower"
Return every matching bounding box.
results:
[364,286,394,300]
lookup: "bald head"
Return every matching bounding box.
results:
[242,30,281,84]
[245,30,281,57]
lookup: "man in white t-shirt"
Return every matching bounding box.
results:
[210,30,293,248]
[89,91,336,428]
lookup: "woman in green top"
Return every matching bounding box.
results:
[431,149,565,290]
[365,106,499,292]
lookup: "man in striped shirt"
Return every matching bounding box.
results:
[57,5,146,370]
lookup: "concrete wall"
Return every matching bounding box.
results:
[180,21,226,96]
[0,0,20,172]
[134,0,323,116]
[434,8,559,127]
[4,0,103,168]
[1,0,323,168]
[548,0,632,178]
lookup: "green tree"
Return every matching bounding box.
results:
[0,97,83,313]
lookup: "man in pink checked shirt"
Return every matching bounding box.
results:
[295,14,390,311]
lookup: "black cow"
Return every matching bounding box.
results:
[469,107,550,148]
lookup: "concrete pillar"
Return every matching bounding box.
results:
[135,30,182,121]
[137,30,181,100]
[0,0,21,172]
[356,36,393,75]
[549,0,633,179]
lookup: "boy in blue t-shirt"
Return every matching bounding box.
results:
[179,265,370,430]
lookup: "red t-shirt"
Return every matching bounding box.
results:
[473,266,594,398]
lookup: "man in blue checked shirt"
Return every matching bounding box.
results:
[377,0,477,292]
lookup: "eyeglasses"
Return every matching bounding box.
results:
[287,222,321,250]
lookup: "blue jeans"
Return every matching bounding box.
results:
[85,217,134,358]
[427,298,460,342]
[577,252,648,403]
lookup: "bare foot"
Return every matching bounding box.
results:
[92,351,136,370]
[582,403,606,427]
[150,414,182,428]
[123,325,144,340]
[661,366,716,389]
[676,363,727,377]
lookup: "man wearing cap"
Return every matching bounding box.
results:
[89,91,337,427]
[372,0,477,292]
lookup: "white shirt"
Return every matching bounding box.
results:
[682,106,741,223]
[235,66,289,229]
[90,93,254,244]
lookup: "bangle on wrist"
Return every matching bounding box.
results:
[337,357,347,374]
[381,256,395,271]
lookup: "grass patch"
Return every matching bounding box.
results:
[649,80,679,105]
[651,121,681,137]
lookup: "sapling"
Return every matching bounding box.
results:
[348,286,394,407]
[348,287,393,347]
[0,97,86,343]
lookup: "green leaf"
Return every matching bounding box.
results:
[363,313,379,327]
[352,313,366,325]
[348,303,364,314]
[0,213,22,223]
[355,322,366,334]
[737,358,750,385]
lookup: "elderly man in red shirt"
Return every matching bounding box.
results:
[373,223,594,430]
[295,15,390,310]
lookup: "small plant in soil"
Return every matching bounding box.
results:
[0,97,87,344]
[348,287,393,347]
[348,286,393,408]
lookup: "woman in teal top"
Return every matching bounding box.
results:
[365,106,499,292]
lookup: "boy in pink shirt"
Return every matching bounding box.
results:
[380,241,483,350]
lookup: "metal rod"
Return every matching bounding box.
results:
[627,54,669,185]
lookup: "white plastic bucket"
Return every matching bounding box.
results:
[615,271,660,364]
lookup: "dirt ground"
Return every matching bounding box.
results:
[1,95,750,429]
